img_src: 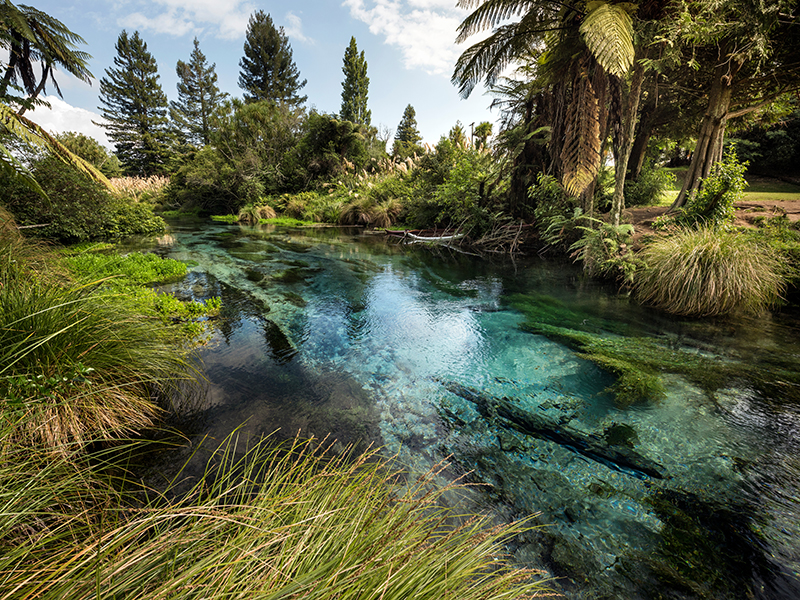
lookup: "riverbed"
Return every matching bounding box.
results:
[129,221,800,600]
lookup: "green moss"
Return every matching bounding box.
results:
[271,268,309,285]
[262,216,315,227]
[211,214,239,223]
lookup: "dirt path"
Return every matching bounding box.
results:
[624,200,800,247]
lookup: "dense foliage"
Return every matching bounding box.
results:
[0,152,165,243]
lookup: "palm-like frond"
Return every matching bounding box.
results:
[455,0,542,41]
[453,1,568,97]
[0,103,113,193]
[1,0,92,103]
[580,1,635,77]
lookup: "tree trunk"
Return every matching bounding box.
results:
[610,61,646,227]
[628,101,657,180]
[669,58,741,211]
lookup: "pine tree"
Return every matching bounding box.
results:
[392,104,422,157]
[170,38,228,147]
[97,30,171,175]
[340,37,370,126]
[238,11,307,107]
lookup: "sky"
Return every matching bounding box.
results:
[24,0,499,148]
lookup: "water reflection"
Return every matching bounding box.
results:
[132,221,800,600]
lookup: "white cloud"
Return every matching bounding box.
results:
[119,0,256,40]
[28,96,112,148]
[342,0,470,75]
[284,12,314,45]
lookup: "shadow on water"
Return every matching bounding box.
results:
[127,222,800,600]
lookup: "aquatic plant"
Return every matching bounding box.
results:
[0,433,554,599]
[635,226,785,316]
[509,294,734,405]
[63,249,188,286]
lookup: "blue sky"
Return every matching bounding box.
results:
[26,0,498,148]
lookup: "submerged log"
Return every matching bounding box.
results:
[443,382,666,480]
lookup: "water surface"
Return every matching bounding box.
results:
[135,222,800,600]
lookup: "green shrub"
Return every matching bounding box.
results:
[625,162,676,206]
[635,226,786,316]
[665,149,748,229]
[1,155,165,243]
[570,219,643,283]
[530,174,583,248]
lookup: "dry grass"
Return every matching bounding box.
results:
[635,226,786,316]
[110,176,170,202]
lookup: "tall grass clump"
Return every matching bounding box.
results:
[0,224,195,450]
[0,434,552,599]
[635,226,786,316]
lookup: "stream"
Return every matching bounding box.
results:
[128,221,800,600]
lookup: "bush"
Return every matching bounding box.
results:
[1,155,166,243]
[624,162,676,206]
[666,149,748,229]
[570,219,643,283]
[530,173,582,248]
[635,227,786,316]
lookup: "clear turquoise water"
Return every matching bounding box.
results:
[135,222,800,600]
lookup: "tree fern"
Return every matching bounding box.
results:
[580,1,636,77]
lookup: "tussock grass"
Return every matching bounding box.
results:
[238,204,278,224]
[635,227,786,316]
[0,223,195,451]
[0,435,554,599]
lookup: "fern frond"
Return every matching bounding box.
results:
[580,1,635,77]
[560,67,601,196]
[456,0,540,42]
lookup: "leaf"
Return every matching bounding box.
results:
[560,70,601,196]
[580,2,635,77]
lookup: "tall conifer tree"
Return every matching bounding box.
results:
[340,37,370,126]
[238,11,307,108]
[392,104,422,157]
[170,38,227,147]
[97,30,171,175]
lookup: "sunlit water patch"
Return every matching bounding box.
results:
[129,222,800,600]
